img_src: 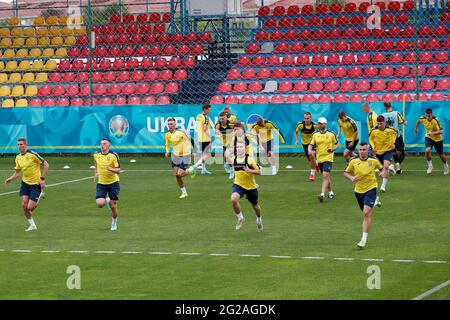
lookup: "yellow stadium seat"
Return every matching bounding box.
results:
[15,48,29,59]
[64,36,76,46]
[54,47,67,58]
[3,49,15,59]
[11,85,24,97]
[38,37,50,46]
[16,98,28,107]
[49,27,61,37]
[0,28,10,37]
[23,27,35,37]
[17,60,31,71]
[29,48,42,58]
[31,60,44,71]
[0,86,11,97]
[12,37,24,47]
[25,37,38,47]
[21,73,35,83]
[0,73,7,83]
[51,36,63,46]
[1,38,12,47]
[35,72,48,83]
[59,16,68,25]
[61,27,73,36]
[2,99,14,108]
[6,61,18,71]
[74,26,86,36]
[8,73,21,83]
[8,17,20,26]
[0,61,5,71]
[36,27,48,37]
[44,60,56,70]
[24,85,37,97]
[41,48,54,58]
[34,16,45,26]
[46,16,58,25]
[11,28,22,37]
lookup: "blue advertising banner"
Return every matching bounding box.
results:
[0,101,449,154]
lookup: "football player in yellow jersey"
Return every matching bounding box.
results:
[294,112,320,181]
[4,138,49,231]
[337,111,359,162]
[215,111,236,173]
[225,122,256,180]
[309,117,339,202]
[369,115,397,192]
[344,142,384,248]
[165,118,196,198]
[194,104,214,174]
[93,138,121,231]
[223,106,238,122]
[250,117,286,175]
[362,103,378,134]
[229,141,263,232]
[383,102,407,174]
[415,108,448,175]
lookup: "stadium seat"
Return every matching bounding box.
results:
[334,66,347,78]
[356,53,371,64]
[356,80,371,91]
[395,66,409,77]
[430,92,444,101]
[2,99,14,108]
[271,94,284,104]
[327,54,340,65]
[278,81,293,92]
[341,80,355,92]
[403,79,417,90]
[284,94,299,104]
[349,94,363,102]
[333,94,348,102]
[364,66,378,77]
[8,73,21,83]
[342,53,356,64]
[293,80,308,92]
[317,67,332,78]
[309,80,323,92]
[372,79,386,91]
[444,65,450,76]
[348,66,363,78]
[397,93,411,102]
[436,78,449,90]
[419,52,434,63]
[379,66,394,77]
[324,80,339,92]
[62,72,76,82]
[51,85,65,96]
[302,94,315,103]
[273,68,287,78]
[317,94,332,103]
[0,85,11,96]
[256,68,270,79]
[302,67,316,78]
[11,85,24,97]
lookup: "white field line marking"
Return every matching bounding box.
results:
[122,251,143,254]
[411,280,450,300]
[12,249,32,253]
[334,258,355,261]
[148,251,172,255]
[423,260,447,264]
[392,259,415,263]
[95,250,115,254]
[209,253,230,256]
[239,254,261,257]
[0,249,5,252]
[41,250,60,253]
[68,250,89,253]
[0,176,94,197]
[361,258,384,262]
[270,255,292,259]
[180,252,201,256]
[302,256,325,260]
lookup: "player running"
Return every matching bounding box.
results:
[309,117,339,202]
[93,138,121,231]
[414,108,449,175]
[228,141,263,232]
[362,103,378,134]
[4,138,48,231]
[337,111,359,162]
[215,111,236,173]
[250,117,286,175]
[382,102,407,174]
[226,122,255,180]
[369,115,397,192]
[294,112,320,181]
[194,104,213,174]
[344,142,384,249]
[165,118,197,198]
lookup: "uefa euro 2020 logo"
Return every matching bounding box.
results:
[109,115,129,143]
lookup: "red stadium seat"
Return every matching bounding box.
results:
[433,25,447,37]
[345,2,357,12]
[333,94,348,102]
[348,66,363,78]
[107,46,120,57]
[70,98,84,106]
[246,43,260,54]
[335,40,349,51]
[42,98,56,107]
[255,95,269,104]
[350,40,364,51]
[395,66,409,77]
[210,95,224,104]
[416,93,429,101]
[426,38,441,50]
[176,44,190,55]
[149,13,161,22]
[153,24,165,33]
[237,56,250,67]
[126,58,140,69]
[79,84,90,96]
[356,53,371,64]
[403,1,415,11]
[287,5,300,15]
[287,67,301,78]
[251,55,266,66]
[48,72,62,82]
[272,68,286,78]
[419,52,434,63]
[373,53,386,64]
[430,92,444,101]
[103,71,116,82]
[93,84,107,95]
[316,3,328,13]
[427,64,442,76]
[302,67,316,78]
[284,29,297,40]
[227,68,241,79]
[349,93,364,102]
[334,66,347,78]
[278,81,293,92]
[293,80,308,92]
[99,59,111,70]
[357,27,371,38]
[240,95,255,104]
[395,13,409,24]
[387,79,402,91]
[117,71,130,82]
[341,80,355,92]
[275,42,289,53]
[302,5,314,14]
[365,40,379,51]
[381,13,394,25]
[107,84,121,95]
[304,42,319,52]
[317,67,332,78]
[327,53,340,65]
[257,68,271,79]
[98,97,112,105]
[160,69,173,80]
[403,26,415,37]
[389,53,403,63]
[308,16,321,26]
[403,79,417,90]
[336,15,349,26]
[436,78,449,90]
[278,17,291,28]
[68,47,81,58]
[112,58,125,69]
[330,3,343,13]
[286,94,300,104]
[131,70,145,81]
[51,85,65,96]
[312,54,326,65]
[317,94,332,103]
[218,82,232,93]
[419,26,433,37]
[309,80,323,92]
[267,55,281,66]
[248,81,263,92]
[58,60,71,71]
[328,28,341,39]
[382,93,396,102]
[356,79,371,91]
[381,39,394,51]
[29,98,42,107]
[255,30,268,41]
[397,93,411,102]
[372,79,386,91]
[319,41,334,52]
[420,78,435,90]
[372,28,386,38]
[290,42,304,53]
[314,29,327,40]
[154,57,167,68]
[324,80,339,92]
[293,16,306,27]
[224,95,238,104]
[365,94,380,102]
[62,72,75,82]
[359,2,370,12]
[258,6,270,16]
[273,5,285,16]
[388,26,401,38]
[282,55,295,66]
[444,65,450,76]
[443,38,450,49]
[121,83,135,95]
[296,54,310,66]
[113,97,126,105]
[145,70,159,81]
[136,83,150,95]
[301,94,315,103]
[165,82,179,94]
[298,29,311,40]
[364,66,378,77]
[322,16,335,27]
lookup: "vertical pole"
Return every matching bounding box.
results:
[88,0,93,107]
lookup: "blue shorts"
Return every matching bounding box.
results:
[232,184,258,205]
[318,161,333,173]
[376,151,393,164]
[200,141,211,153]
[345,139,359,152]
[171,155,191,171]
[96,182,120,201]
[19,181,41,203]
[355,188,377,211]
[425,138,444,155]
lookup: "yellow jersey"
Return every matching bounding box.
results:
[94,151,120,185]
[310,130,338,163]
[15,150,45,185]
[196,113,212,143]
[295,121,319,145]
[165,129,193,156]
[345,157,383,194]
[232,155,259,190]
[366,111,378,134]
[250,121,286,143]
[369,127,397,155]
[228,114,238,122]
[215,121,235,147]
[418,116,443,142]
[338,117,359,141]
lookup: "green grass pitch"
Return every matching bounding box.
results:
[0,155,448,299]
